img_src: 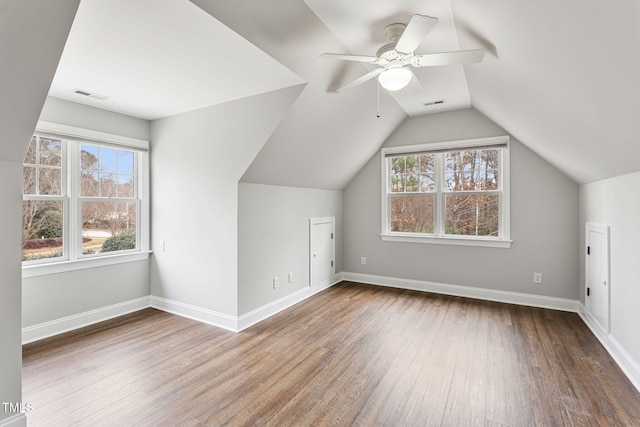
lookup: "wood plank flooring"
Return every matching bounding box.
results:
[22,281,640,426]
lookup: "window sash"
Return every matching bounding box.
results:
[381,136,510,244]
[23,124,149,268]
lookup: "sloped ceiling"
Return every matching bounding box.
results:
[452,0,640,184]
[191,0,407,190]
[48,0,304,120]
[49,0,640,187]
[1,0,80,162]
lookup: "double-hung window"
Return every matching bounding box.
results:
[22,122,150,276]
[381,136,511,248]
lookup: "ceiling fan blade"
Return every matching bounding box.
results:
[395,15,438,54]
[411,49,485,67]
[336,68,384,92]
[320,53,379,63]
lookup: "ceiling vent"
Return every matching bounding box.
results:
[423,100,445,107]
[73,89,109,101]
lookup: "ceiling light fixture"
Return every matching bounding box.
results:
[378,67,412,91]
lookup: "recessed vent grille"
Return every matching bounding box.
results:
[423,100,445,106]
[73,89,109,101]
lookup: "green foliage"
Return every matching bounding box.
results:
[39,210,63,238]
[101,230,136,252]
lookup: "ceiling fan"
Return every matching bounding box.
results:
[321,14,484,92]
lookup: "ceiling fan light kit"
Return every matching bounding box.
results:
[321,14,485,93]
[378,67,412,91]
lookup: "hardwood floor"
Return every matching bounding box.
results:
[23,282,640,426]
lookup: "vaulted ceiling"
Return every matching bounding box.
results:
[48,0,640,188]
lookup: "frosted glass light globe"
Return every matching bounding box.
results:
[378,67,412,91]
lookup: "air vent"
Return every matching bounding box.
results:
[73,89,109,101]
[423,100,445,106]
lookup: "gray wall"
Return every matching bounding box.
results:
[22,97,151,329]
[40,96,151,141]
[22,262,150,328]
[580,172,640,372]
[238,183,343,315]
[1,1,80,423]
[0,161,26,424]
[149,86,303,317]
[344,108,579,299]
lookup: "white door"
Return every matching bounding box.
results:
[586,223,610,334]
[310,217,335,287]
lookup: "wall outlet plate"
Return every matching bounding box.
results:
[533,272,543,284]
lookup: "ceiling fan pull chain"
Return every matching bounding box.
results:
[377,81,381,118]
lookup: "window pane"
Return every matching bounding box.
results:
[81,146,99,171]
[39,138,62,167]
[405,174,419,192]
[445,194,499,237]
[81,171,98,197]
[419,174,435,192]
[100,147,118,173]
[118,151,134,174]
[445,149,500,192]
[24,137,37,165]
[81,145,136,198]
[390,156,405,174]
[117,175,134,197]
[82,201,136,254]
[23,166,36,195]
[390,154,434,193]
[405,155,419,173]
[22,200,64,261]
[390,194,434,233]
[99,173,117,197]
[38,167,62,195]
[390,174,405,193]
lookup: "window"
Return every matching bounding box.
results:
[22,122,149,276]
[381,136,511,248]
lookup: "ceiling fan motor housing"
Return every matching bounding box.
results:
[383,23,406,43]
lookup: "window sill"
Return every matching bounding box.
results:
[380,233,512,248]
[22,251,152,278]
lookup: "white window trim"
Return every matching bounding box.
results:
[22,121,151,278]
[380,136,512,249]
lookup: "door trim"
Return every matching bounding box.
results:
[585,222,611,335]
[309,217,335,288]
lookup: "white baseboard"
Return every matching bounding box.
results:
[0,413,26,427]
[342,272,579,312]
[577,303,640,394]
[150,296,238,332]
[22,296,150,344]
[237,274,343,331]
[20,276,342,343]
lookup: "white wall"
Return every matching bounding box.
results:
[344,108,579,299]
[22,97,151,330]
[580,172,640,375]
[238,183,342,315]
[149,86,303,317]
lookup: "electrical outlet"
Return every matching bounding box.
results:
[288,273,294,284]
[160,240,166,252]
[273,276,279,289]
[361,257,366,265]
[533,273,543,284]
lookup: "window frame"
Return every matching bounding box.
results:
[22,121,150,278]
[380,136,512,248]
